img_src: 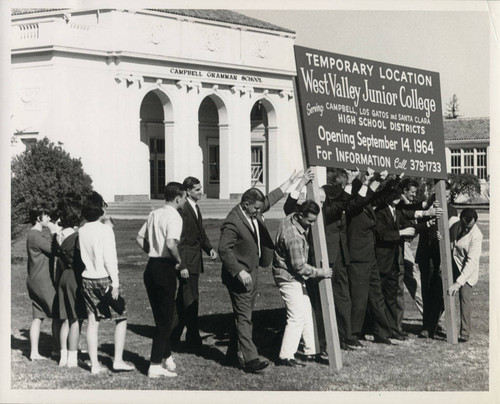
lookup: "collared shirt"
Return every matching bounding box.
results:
[138,205,183,259]
[272,213,318,282]
[79,221,119,287]
[239,205,260,256]
[187,197,198,219]
[57,227,76,245]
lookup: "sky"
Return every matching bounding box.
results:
[239,9,490,118]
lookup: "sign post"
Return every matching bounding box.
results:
[293,45,457,344]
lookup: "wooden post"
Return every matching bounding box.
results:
[435,180,459,344]
[307,168,343,370]
[293,80,342,370]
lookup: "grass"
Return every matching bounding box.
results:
[10,217,489,391]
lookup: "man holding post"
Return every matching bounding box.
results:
[218,172,299,373]
[171,177,217,349]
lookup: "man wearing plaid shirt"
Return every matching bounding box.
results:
[273,200,332,367]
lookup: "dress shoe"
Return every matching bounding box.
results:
[458,336,469,343]
[373,336,393,345]
[344,338,363,348]
[243,358,269,373]
[390,332,408,341]
[276,358,306,367]
[224,354,243,368]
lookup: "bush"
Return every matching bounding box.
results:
[11,137,93,241]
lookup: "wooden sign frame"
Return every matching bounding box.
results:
[435,180,459,344]
[294,81,343,371]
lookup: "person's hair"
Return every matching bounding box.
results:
[299,199,320,217]
[183,176,201,192]
[164,182,185,202]
[241,188,265,205]
[28,206,50,225]
[58,200,82,229]
[82,191,106,222]
[386,187,403,203]
[327,168,348,186]
[401,178,420,191]
[460,208,478,224]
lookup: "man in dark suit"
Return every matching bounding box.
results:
[374,188,416,338]
[171,177,217,349]
[345,169,395,344]
[219,172,299,373]
[416,182,458,338]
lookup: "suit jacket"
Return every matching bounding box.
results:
[449,221,483,287]
[374,203,413,274]
[179,201,212,274]
[219,188,284,286]
[415,202,458,266]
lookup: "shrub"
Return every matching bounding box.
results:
[11,137,93,241]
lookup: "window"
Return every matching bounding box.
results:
[450,149,461,174]
[251,146,264,184]
[449,147,488,180]
[208,145,219,184]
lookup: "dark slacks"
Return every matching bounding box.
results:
[225,273,259,363]
[331,251,352,341]
[380,264,400,334]
[419,259,443,336]
[348,254,392,339]
[143,257,177,364]
[171,273,201,344]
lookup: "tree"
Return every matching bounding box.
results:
[11,137,93,241]
[445,94,460,119]
[447,173,481,203]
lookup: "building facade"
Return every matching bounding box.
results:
[11,9,490,202]
[11,8,305,201]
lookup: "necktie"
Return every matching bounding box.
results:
[196,204,202,223]
[251,219,258,239]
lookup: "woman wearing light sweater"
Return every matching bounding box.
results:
[78,192,134,374]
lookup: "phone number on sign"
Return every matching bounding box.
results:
[410,159,442,173]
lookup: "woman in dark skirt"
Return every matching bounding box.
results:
[53,197,87,367]
[26,207,58,360]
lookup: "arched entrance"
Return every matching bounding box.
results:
[250,99,276,194]
[198,95,227,198]
[140,90,171,200]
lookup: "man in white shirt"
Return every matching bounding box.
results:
[137,182,186,378]
[447,208,483,342]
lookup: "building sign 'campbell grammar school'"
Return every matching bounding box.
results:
[294,46,447,179]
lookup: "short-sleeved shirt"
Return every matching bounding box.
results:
[138,205,183,258]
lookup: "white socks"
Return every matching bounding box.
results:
[59,349,68,367]
[67,350,78,367]
[59,349,78,367]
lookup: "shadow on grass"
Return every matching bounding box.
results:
[127,307,286,366]
[12,329,54,360]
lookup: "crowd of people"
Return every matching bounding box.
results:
[24,168,483,377]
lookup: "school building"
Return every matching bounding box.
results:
[10,9,490,201]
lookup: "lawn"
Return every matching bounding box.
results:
[10,217,489,391]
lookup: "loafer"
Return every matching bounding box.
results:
[344,338,363,348]
[276,358,305,367]
[390,332,407,341]
[373,336,393,345]
[243,358,269,373]
[340,341,356,351]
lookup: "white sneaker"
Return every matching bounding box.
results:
[148,365,177,378]
[162,356,176,372]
